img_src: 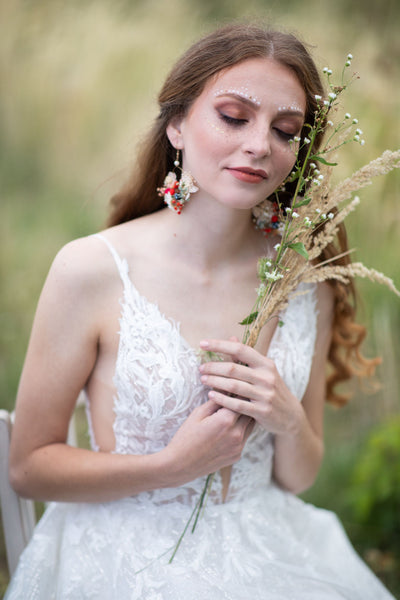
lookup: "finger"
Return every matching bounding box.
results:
[211,405,242,427]
[200,339,267,368]
[200,361,257,385]
[195,398,222,418]
[208,390,257,419]
[201,366,275,399]
[203,374,259,402]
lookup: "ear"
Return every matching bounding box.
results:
[166,115,184,150]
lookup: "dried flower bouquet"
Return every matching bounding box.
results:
[169,56,400,562]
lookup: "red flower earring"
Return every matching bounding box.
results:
[157,150,198,214]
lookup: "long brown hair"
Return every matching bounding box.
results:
[108,23,378,405]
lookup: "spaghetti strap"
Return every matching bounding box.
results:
[95,233,125,275]
[94,233,131,292]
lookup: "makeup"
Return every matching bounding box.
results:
[277,104,304,114]
[206,118,229,136]
[213,87,261,107]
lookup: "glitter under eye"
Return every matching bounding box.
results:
[206,118,228,136]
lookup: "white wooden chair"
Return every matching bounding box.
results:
[0,409,36,577]
[0,403,82,577]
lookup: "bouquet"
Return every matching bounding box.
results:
[169,55,400,562]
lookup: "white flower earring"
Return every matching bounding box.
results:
[157,150,198,214]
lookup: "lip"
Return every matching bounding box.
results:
[227,166,268,183]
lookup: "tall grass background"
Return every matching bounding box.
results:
[1,0,399,595]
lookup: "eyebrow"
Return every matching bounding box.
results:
[277,106,305,118]
[214,91,261,108]
[214,92,305,117]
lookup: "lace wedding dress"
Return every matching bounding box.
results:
[5,234,395,599]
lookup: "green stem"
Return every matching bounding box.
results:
[168,495,202,563]
[191,473,213,533]
[168,472,215,563]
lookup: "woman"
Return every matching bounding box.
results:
[5,24,395,599]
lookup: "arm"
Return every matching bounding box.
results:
[198,282,334,495]
[272,282,333,493]
[10,239,252,502]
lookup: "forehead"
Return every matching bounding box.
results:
[204,57,306,110]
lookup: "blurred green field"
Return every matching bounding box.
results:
[1,0,399,596]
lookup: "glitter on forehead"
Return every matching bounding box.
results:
[213,87,261,106]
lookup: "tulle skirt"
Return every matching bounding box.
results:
[5,484,395,599]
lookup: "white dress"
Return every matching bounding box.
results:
[5,234,395,600]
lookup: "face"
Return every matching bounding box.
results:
[167,57,306,210]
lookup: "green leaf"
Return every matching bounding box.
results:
[294,197,311,208]
[309,155,338,166]
[240,311,258,325]
[278,320,284,327]
[288,242,309,260]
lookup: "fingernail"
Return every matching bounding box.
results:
[199,340,209,348]
[200,375,208,383]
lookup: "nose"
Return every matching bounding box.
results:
[242,126,272,159]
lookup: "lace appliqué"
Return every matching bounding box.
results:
[88,235,317,505]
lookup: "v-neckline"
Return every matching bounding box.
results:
[118,255,282,360]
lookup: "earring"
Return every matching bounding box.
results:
[157,150,198,214]
[252,198,282,235]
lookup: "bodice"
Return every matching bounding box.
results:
[85,234,317,504]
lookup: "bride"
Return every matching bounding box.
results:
[6,23,395,599]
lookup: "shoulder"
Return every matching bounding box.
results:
[39,233,125,323]
[52,234,109,273]
[49,233,119,288]
[48,212,167,292]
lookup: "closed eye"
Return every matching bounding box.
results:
[274,128,296,141]
[219,113,248,127]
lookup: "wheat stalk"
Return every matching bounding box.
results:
[170,60,400,559]
[245,149,400,348]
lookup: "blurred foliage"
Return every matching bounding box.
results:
[303,415,400,593]
[0,0,399,595]
[349,416,400,555]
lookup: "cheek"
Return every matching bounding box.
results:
[206,118,227,137]
[190,120,239,164]
[204,113,244,145]
[189,114,225,153]
[276,143,298,177]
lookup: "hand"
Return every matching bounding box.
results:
[198,338,304,437]
[162,399,254,487]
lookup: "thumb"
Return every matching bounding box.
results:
[195,398,221,419]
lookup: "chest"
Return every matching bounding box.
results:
[121,257,273,353]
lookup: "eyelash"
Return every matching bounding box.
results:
[274,128,295,141]
[219,112,299,142]
[219,113,247,127]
